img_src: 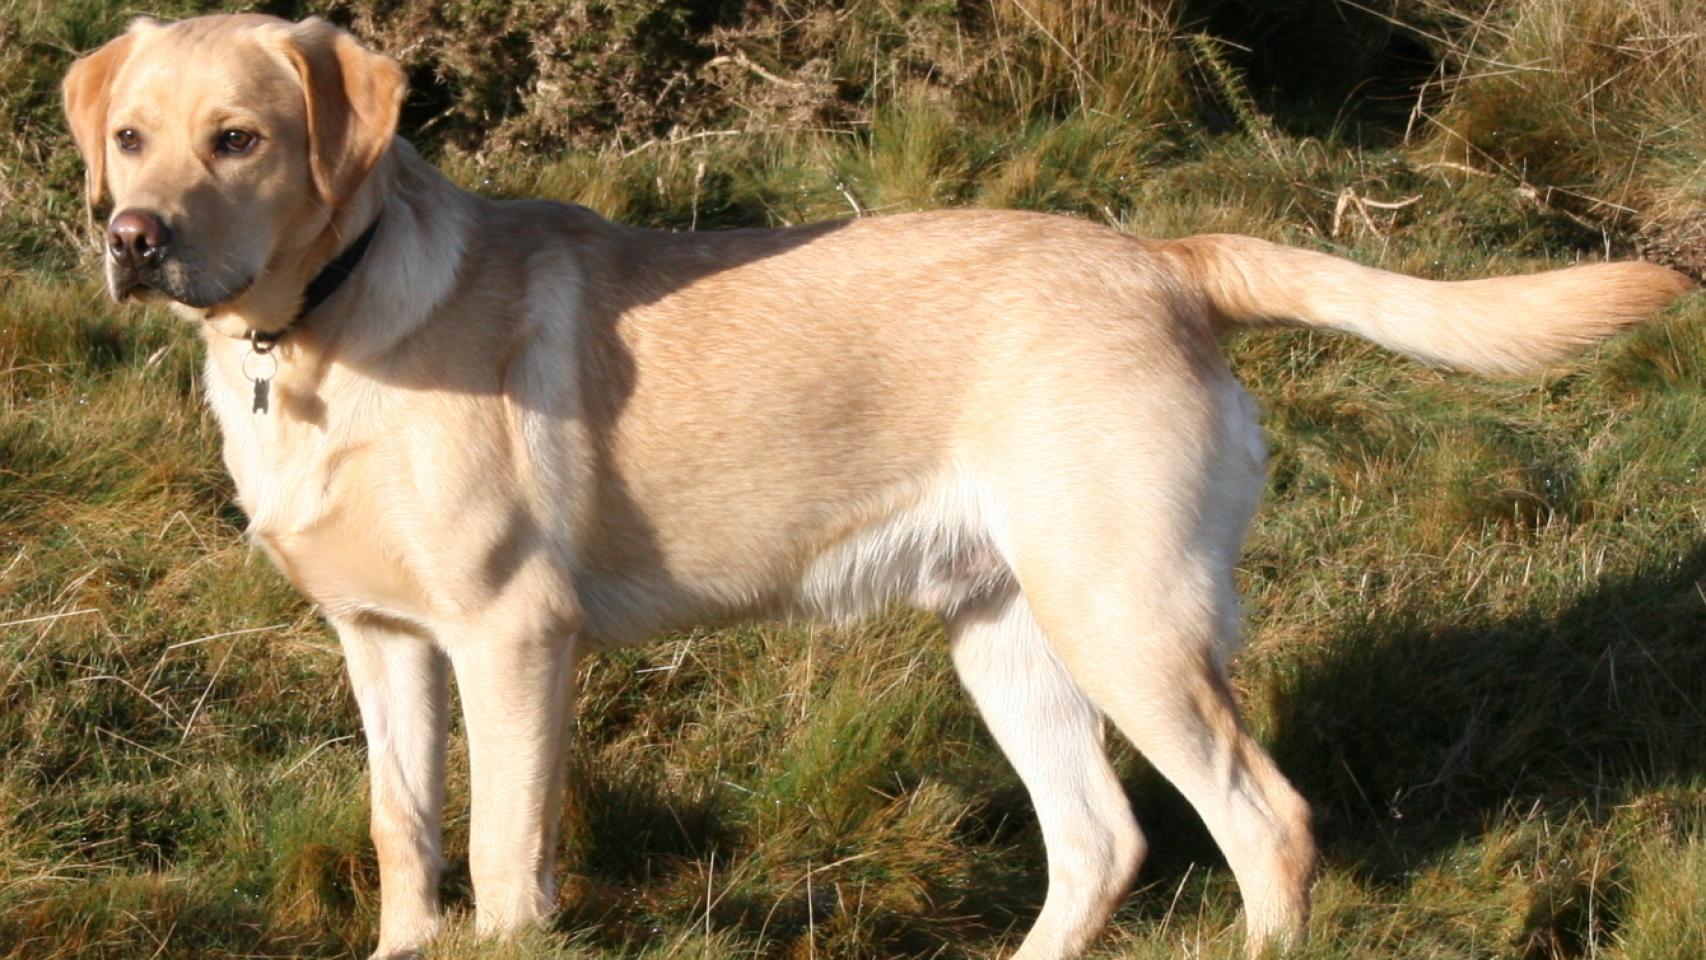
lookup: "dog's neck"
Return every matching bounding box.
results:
[254,214,383,349]
[198,140,474,360]
[196,139,477,440]
[196,139,473,351]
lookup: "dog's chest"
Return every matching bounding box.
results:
[255,516,424,624]
[209,365,434,622]
[242,442,427,621]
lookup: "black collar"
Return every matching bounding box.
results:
[250,217,381,350]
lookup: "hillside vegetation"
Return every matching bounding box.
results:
[2,1,1704,958]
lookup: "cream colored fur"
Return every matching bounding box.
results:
[63,14,1695,960]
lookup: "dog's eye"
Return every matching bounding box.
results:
[215,129,258,156]
[114,129,142,153]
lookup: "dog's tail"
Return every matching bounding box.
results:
[1163,234,1695,374]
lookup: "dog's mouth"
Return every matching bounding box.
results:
[116,277,169,303]
[113,264,254,311]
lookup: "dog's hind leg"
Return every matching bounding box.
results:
[947,591,1144,960]
[960,351,1316,957]
[1047,594,1315,957]
[988,387,1316,958]
[1011,555,1314,957]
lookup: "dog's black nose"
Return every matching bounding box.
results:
[107,209,171,268]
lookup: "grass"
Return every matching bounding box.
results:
[3,1,1705,958]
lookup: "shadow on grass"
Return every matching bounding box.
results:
[536,748,1048,957]
[1263,538,1706,876]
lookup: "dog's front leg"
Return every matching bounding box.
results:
[334,614,450,959]
[447,606,578,938]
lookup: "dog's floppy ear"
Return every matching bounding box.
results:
[282,17,406,208]
[62,18,154,212]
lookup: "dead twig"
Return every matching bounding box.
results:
[1332,187,1422,239]
[704,51,804,89]
[0,607,99,630]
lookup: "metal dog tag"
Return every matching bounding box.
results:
[242,333,279,415]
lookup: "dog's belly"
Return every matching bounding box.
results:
[789,473,1014,622]
[571,472,1015,646]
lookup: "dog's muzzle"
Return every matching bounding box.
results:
[103,209,248,308]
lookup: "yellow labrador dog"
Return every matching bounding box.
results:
[63,13,1692,960]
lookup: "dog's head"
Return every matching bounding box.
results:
[62,15,404,317]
